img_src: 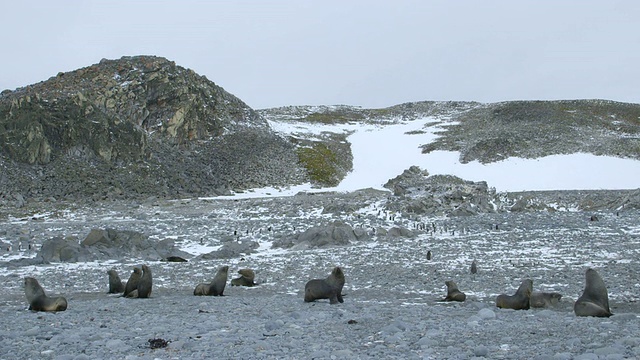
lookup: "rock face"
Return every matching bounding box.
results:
[0,56,308,201]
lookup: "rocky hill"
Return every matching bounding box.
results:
[260,100,640,192]
[1,56,639,206]
[260,100,640,165]
[0,56,308,203]
[419,99,640,163]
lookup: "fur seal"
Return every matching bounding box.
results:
[442,280,466,302]
[163,256,187,262]
[496,279,533,310]
[123,267,142,297]
[194,265,229,296]
[529,291,562,308]
[231,268,256,287]
[574,268,612,317]
[304,266,345,304]
[24,277,67,312]
[193,283,211,296]
[107,269,125,294]
[136,264,153,298]
[470,260,477,274]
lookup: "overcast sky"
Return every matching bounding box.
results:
[2,1,638,109]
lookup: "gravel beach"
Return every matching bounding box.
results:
[1,194,639,359]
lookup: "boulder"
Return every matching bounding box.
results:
[386,226,415,239]
[197,240,259,260]
[38,236,88,262]
[23,228,191,263]
[274,221,369,249]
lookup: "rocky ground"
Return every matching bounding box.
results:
[1,190,639,359]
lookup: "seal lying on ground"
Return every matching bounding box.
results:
[231,268,256,287]
[24,277,67,312]
[496,279,533,310]
[194,265,229,296]
[107,269,125,294]
[574,268,612,317]
[123,267,142,297]
[442,280,466,302]
[136,264,153,298]
[162,256,187,262]
[529,291,562,308]
[304,266,345,304]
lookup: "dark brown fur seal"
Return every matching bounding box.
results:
[231,268,256,287]
[304,266,345,304]
[107,269,125,294]
[194,265,229,296]
[123,267,142,297]
[163,256,187,262]
[529,291,562,308]
[574,268,612,317]
[496,279,533,310]
[442,280,466,302]
[24,277,67,312]
[136,264,153,298]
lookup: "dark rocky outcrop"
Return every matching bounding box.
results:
[384,166,430,196]
[0,56,308,202]
[39,236,87,262]
[384,167,497,217]
[8,228,191,265]
[273,220,369,250]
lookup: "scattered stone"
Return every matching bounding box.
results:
[148,338,169,349]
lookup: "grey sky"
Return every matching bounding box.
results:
[2,1,638,109]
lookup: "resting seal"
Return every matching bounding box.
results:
[136,264,153,298]
[123,267,142,297]
[231,268,256,287]
[529,291,562,308]
[304,266,345,304]
[574,268,612,317]
[442,280,466,302]
[496,279,533,310]
[107,269,125,294]
[24,277,67,312]
[163,256,187,262]
[194,265,229,296]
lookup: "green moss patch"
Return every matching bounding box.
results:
[297,143,340,186]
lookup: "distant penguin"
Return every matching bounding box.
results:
[426,250,432,260]
[470,260,477,275]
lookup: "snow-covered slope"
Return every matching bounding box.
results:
[239,117,640,198]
